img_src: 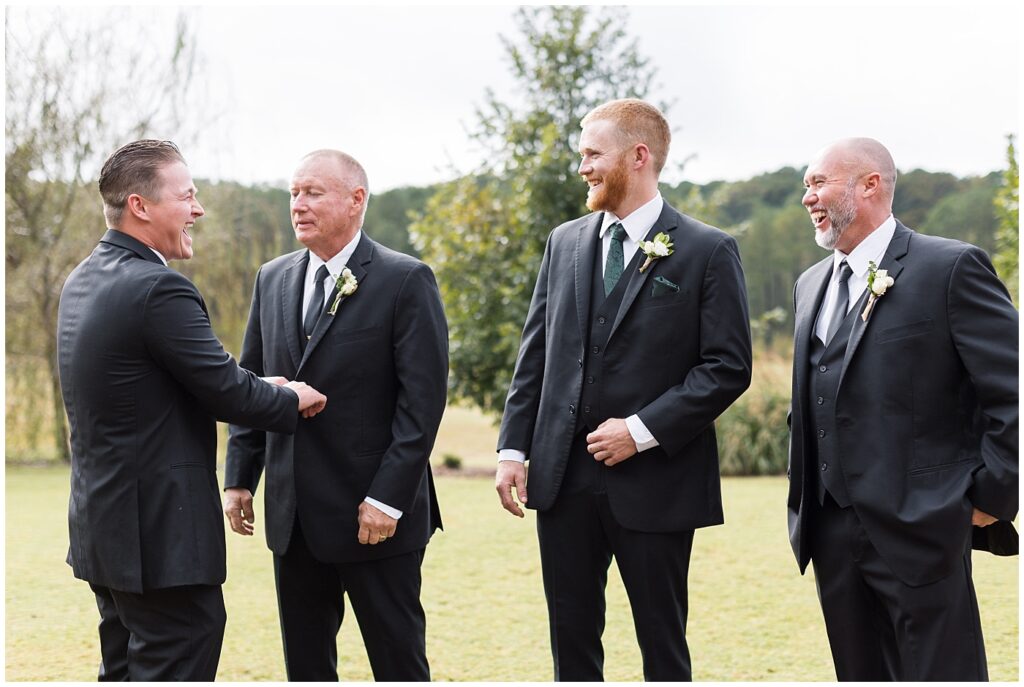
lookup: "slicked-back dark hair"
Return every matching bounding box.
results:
[99,140,185,228]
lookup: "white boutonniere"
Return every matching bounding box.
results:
[861,260,894,321]
[327,268,358,316]
[637,232,674,273]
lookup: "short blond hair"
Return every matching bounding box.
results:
[581,99,671,174]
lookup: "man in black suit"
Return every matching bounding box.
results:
[787,137,1018,680]
[224,149,448,681]
[57,139,327,681]
[495,99,752,681]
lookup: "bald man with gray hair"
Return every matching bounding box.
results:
[786,137,1018,680]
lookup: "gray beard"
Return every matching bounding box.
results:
[814,183,858,250]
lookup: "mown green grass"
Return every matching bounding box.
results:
[6,465,1017,681]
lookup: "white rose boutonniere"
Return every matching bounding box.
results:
[861,260,894,321]
[327,267,358,316]
[637,232,674,273]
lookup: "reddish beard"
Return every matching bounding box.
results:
[586,154,631,213]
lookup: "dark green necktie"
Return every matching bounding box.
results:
[303,264,330,341]
[604,223,627,296]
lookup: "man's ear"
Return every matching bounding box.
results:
[350,187,367,215]
[633,143,651,171]
[862,172,882,198]
[126,194,150,222]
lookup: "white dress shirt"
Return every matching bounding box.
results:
[498,194,664,464]
[814,215,896,343]
[301,232,401,520]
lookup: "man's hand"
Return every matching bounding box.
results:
[495,461,528,517]
[358,501,398,545]
[586,418,638,466]
[972,508,998,527]
[284,381,327,418]
[223,488,256,536]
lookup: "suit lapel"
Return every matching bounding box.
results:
[574,214,602,345]
[607,204,679,342]
[297,235,374,373]
[281,252,309,370]
[837,222,911,391]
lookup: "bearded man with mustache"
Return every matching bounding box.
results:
[495,99,753,681]
[787,137,1018,680]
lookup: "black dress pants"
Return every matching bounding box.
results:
[272,518,429,681]
[810,492,988,681]
[536,432,695,682]
[90,582,226,681]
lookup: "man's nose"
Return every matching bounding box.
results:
[193,200,205,217]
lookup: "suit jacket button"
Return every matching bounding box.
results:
[578,359,583,368]
[569,404,576,414]
[821,463,828,471]
[818,429,826,438]
[817,396,824,405]
[586,376,595,384]
[819,365,827,373]
[598,316,606,325]
[592,345,600,354]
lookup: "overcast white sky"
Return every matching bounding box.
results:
[10,4,1022,192]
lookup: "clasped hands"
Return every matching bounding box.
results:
[261,376,326,418]
[496,417,638,517]
[223,489,398,545]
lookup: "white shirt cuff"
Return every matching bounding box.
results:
[498,449,527,463]
[625,414,659,452]
[364,497,402,519]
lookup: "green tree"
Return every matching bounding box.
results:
[411,6,659,416]
[993,134,1019,303]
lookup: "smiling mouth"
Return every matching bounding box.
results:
[810,209,828,228]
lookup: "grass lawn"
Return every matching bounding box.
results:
[6,460,1017,681]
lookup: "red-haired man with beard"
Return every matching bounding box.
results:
[495,99,752,680]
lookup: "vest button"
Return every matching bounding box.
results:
[817,397,824,405]
[819,365,827,373]
[569,404,576,415]
[583,405,591,414]
[821,463,828,471]
[586,376,595,384]
[578,359,583,368]
[598,316,607,325]
[592,346,600,354]
[818,429,826,438]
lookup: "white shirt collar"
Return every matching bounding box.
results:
[149,247,168,265]
[308,230,362,279]
[599,193,664,243]
[834,215,896,278]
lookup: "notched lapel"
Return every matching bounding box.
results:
[298,237,374,372]
[838,225,911,391]
[574,214,602,345]
[281,253,309,370]
[608,206,678,342]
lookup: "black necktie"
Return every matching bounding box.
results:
[303,264,330,340]
[604,223,627,296]
[824,261,853,345]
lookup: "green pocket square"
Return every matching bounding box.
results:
[651,276,680,297]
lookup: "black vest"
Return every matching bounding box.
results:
[577,233,644,434]
[807,292,868,507]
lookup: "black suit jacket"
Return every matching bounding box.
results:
[787,221,1019,586]
[498,203,753,532]
[225,235,448,563]
[57,229,299,594]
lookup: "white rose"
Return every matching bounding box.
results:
[653,242,670,257]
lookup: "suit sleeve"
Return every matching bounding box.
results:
[224,267,273,493]
[948,247,1019,521]
[142,269,298,441]
[636,235,753,457]
[496,233,553,455]
[364,263,449,512]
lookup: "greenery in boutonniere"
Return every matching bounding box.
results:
[328,268,358,316]
[861,260,895,321]
[637,232,674,273]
